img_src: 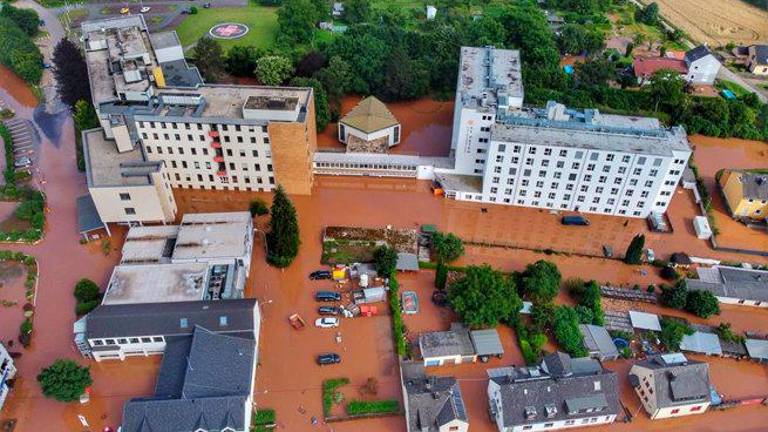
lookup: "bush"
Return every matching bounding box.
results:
[434,261,447,289]
[432,232,464,263]
[253,408,276,430]
[189,6,198,14]
[74,279,99,303]
[660,265,680,281]
[0,16,43,84]
[552,306,588,357]
[659,283,687,309]
[659,318,693,352]
[521,260,562,304]
[684,290,720,318]
[346,399,399,415]
[388,273,407,357]
[249,199,269,217]
[373,245,398,276]
[37,359,92,402]
[322,378,350,417]
[75,300,99,316]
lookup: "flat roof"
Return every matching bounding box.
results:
[629,311,661,331]
[420,323,475,358]
[434,172,483,193]
[680,331,723,356]
[745,339,768,360]
[121,225,180,264]
[102,262,209,305]
[470,328,504,356]
[173,212,251,260]
[76,194,104,234]
[82,128,160,188]
[457,46,523,110]
[162,86,310,121]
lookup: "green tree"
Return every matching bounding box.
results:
[373,245,398,276]
[191,37,224,82]
[636,2,659,25]
[74,279,99,303]
[277,0,319,46]
[289,76,330,131]
[266,185,300,267]
[552,306,588,357]
[624,234,645,264]
[659,318,693,351]
[685,290,720,318]
[648,69,685,113]
[249,198,269,217]
[574,58,615,87]
[0,16,43,84]
[72,100,99,171]
[447,265,521,328]
[0,2,40,37]
[256,55,293,86]
[224,45,261,77]
[434,261,448,289]
[557,24,604,55]
[521,260,562,304]
[660,265,680,281]
[378,47,429,101]
[530,302,556,333]
[37,359,92,402]
[575,305,595,324]
[344,0,371,24]
[432,232,464,264]
[659,283,687,309]
[314,55,352,110]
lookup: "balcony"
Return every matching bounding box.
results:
[208,131,220,138]
[210,142,222,149]
[217,170,227,177]
[213,155,224,163]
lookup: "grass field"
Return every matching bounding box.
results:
[716,80,751,98]
[175,6,278,52]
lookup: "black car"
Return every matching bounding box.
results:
[309,270,332,280]
[315,291,341,302]
[318,306,342,316]
[561,215,590,226]
[316,353,341,365]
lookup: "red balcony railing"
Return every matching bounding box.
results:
[217,170,227,177]
[213,155,224,163]
[208,131,219,138]
[210,142,222,149]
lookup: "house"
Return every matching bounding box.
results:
[419,323,504,366]
[670,252,693,267]
[0,343,17,413]
[679,330,723,356]
[332,2,344,17]
[746,45,768,75]
[120,326,256,432]
[632,46,720,85]
[426,5,437,20]
[685,265,768,308]
[338,96,401,152]
[579,324,620,361]
[487,352,620,432]
[74,298,260,361]
[401,361,469,432]
[628,311,661,332]
[745,338,768,362]
[629,353,711,420]
[718,169,768,221]
[683,45,721,85]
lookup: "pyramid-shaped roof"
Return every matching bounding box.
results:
[340,96,399,133]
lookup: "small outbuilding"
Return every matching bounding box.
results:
[469,328,504,362]
[693,216,712,240]
[629,311,662,332]
[338,96,401,153]
[680,331,723,356]
[745,339,768,362]
[396,252,419,272]
[580,324,620,361]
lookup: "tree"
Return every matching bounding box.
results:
[289,77,330,131]
[249,198,269,217]
[277,0,319,46]
[256,55,293,86]
[37,359,92,402]
[225,45,260,77]
[624,234,645,264]
[314,55,352,110]
[266,185,300,267]
[432,232,464,264]
[685,290,720,318]
[636,2,659,25]
[530,302,556,333]
[295,51,326,77]
[649,69,685,113]
[574,58,615,87]
[73,100,99,171]
[344,0,371,24]
[447,265,521,328]
[625,42,635,57]
[660,265,680,281]
[557,24,604,55]
[378,47,429,101]
[74,279,99,303]
[552,306,588,357]
[0,3,40,37]
[51,38,91,108]
[373,245,398,276]
[572,280,604,325]
[659,283,687,309]
[191,37,224,82]
[434,261,448,289]
[659,318,693,351]
[0,16,42,84]
[521,260,561,304]
[575,305,595,324]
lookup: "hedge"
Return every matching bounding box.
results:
[322,378,349,417]
[345,399,399,416]
[388,272,408,358]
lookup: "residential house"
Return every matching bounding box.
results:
[0,343,16,413]
[718,169,768,221]
[419,323,504,367]
[74,298,260,361]
[632,46,720,85]
[579,324,620,361]
[746,45,768,76]
[338,96,401,152]
[401,361,469,432]
[629,353,711,419]
[685,265,768,308]
[487,352,620,431]
[120,326,256,432]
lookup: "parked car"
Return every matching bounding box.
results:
[203,2,212,7]
[316,353,341,365]
[645,248,656,262]
[315,317,340,328]
[14,157,31,169]
[309,270,332,280]
[315,291,341,302]
[318,306,342,316]
[561,215,590,226]
[140,6,151,12]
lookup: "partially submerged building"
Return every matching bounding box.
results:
[718,169,768,221]
[401,361,469,432]
[121,326,257,432]
[579,324,620,361]
[80,16,316,227]
[487,352,620,431]
[338,96,401,152]
[0,343,16,413]
[419,323,504,367]
[629,353,711,420]
[685,265,768,308]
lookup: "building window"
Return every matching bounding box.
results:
[119,193,131,201]
[124,208,136,215]
[671,409,680,414]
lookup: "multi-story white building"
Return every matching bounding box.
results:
[81,16,316,226]
[435,46,692,218]
[0,343,16,413]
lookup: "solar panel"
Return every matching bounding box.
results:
[451,384,467,419]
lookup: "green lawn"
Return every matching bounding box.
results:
[174,6,278,52]
[716,79,751,98]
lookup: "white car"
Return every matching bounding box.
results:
[140,6,151,13]
[315,317,340,328]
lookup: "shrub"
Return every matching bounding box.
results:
[249,199,269,217]
[74,279,99,303]
[432,231,464,263]
[659,318,693,352]
[552,306,588,357]
[521,260,562,304]
[322,378,350,417]
[37,359,92,402]
[373,245,398,276]
[434,261,447,289]
[659,283,687,309]
[75,300,99,316]
[660,265,680,281]
[345,399,399,415]
[684,290,720,318]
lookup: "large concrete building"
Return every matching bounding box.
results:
[81,16,316,225]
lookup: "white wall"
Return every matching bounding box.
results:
[89,184,175,224]
[451,107,495,175]
[340,124,401,147]
[685,56,720,85]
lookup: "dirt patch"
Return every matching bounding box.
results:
[322,226,418,264]
[0,261,24,285]
[645,0,768,46]
[0,65,37,109]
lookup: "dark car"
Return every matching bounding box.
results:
[561,215,590,226]
[316,353,341,365]
[318,306,342,316]
[315,291,341,302]
[309,270,332,280]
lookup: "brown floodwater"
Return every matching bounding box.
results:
[0,64,37,109]
[317,95,453,157]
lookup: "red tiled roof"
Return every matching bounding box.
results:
[632,57,688,77]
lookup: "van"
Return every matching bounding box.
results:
[315,291,341,302]
[561,215,590,226]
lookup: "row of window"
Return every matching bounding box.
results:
[463,194,649,217]
[520,416,611,430]
[142,132,270,146]
[495,144,686,169]
[91,336,163,346]
[147,146,271,159]
[138,121,267,134]
[314,162,418,171]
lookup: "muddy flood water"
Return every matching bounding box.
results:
[317,95,454,157]
[0,65,37,109]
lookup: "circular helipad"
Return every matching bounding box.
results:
[209,23,250,40]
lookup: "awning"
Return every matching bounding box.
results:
[76,195,105,235]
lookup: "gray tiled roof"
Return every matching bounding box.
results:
[685,45,712,64]
[631,353,710,408]
[419,323,475,358]
[122,395,247,432]
[402,361,468,431]
[84,299,256,339]
[685,266,768,303]
[579,324,620,359]
[488,352,619,427]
